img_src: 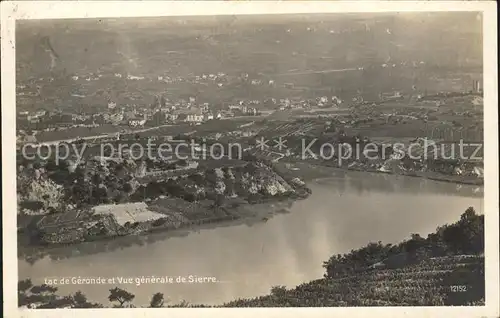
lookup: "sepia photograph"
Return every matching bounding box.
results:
[2,1,498,317]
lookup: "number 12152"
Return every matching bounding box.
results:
[450,285,468,292]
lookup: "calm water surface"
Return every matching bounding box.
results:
[18,172,483,306]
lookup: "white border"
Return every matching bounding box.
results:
[2,1,498,318]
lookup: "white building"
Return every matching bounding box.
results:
[318,96,329,106]
[129,119,146,127]
[165,113,179,122]
[473,167,484,178]
[331,96,343,105]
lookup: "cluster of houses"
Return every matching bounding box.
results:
[115,108,221,127]
[164,109,221,124]
[104,95,266,127]
[19,92,342,131]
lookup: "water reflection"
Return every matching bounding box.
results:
[18,173,483,306]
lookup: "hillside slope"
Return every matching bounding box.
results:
[224,255,484,307]
[18,207,485,308]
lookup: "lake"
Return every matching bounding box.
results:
[18,171,483,306]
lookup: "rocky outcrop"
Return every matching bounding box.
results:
[23,177,64,215]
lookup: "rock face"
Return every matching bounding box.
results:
[238,164,292,197]
[134,161,147,178]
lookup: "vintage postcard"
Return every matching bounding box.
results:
[1,1,498,318]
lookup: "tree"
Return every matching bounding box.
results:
[188,173,205,184]
[108,287,135,307]
[461,207,477,221]
[323,241,393,278]
[95,185,109,204]
[123,182,133,193]
[45,158,59,172]
[72,291,88,307]
[442,207,484,255]
[405,233,427,254]
[149,292,165,308]
[18,279,34,306]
